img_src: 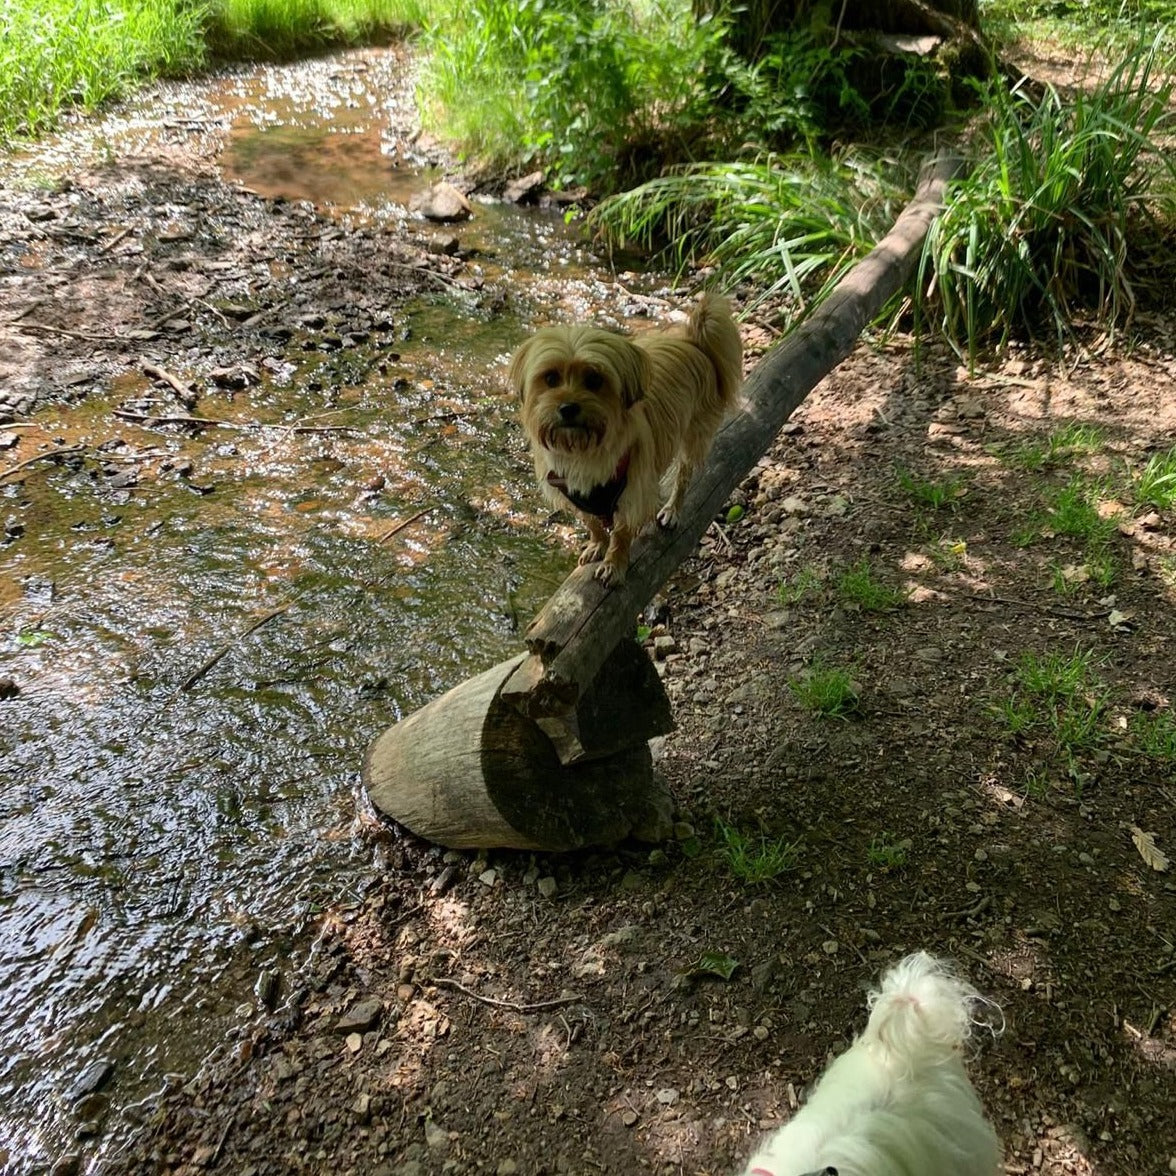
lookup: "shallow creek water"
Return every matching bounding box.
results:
[0,50,663,1168]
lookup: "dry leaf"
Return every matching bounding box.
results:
[1130,826,1170,872]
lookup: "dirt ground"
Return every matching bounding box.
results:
[3,43,1176,1176]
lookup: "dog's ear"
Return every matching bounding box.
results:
[508,338,535,401]
[613,340,652,408]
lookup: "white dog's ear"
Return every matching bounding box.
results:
[614,340,651,408]
[508,338,535,400]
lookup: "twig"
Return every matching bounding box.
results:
[0,444,84,482]
[179,600,296,693]
[16,321,116,342]
[412,406,498,427]
[114,409,223,428]
[99,226,133,255]
[963,592,1112,622]
[432,977,583,1014]
[377,507,434,544]
[114,409,360,434]
[142,361,195,402]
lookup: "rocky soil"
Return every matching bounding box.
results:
[2,39,1175,1176]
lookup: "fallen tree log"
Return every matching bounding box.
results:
[363,152,965,849]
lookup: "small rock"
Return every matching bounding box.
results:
[0,432,18,449]
[50,1155,82,1176]
[780,496,808,516]
[673,821,695,841]
[73,1093,109,1121]
[346,1032,363,1053]
[503,171,545,204]
[353,1093,372,1124]
[412,182,473,223]
[336,997,382,1033]
[497,1160,519,1175]
[0,678,19,700]
[653,635,677,660]
[655,1088,679,1106]
[621,1109,639,1127]
[68,1059,114,1102]
[478,868,498,887]
[537,876,558,899]
[424,1119,449,1151]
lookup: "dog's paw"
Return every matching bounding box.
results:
[656,505,680,529]
[594,560,626,587]
[578,541,607,566]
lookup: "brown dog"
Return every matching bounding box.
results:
[510,293,742,586]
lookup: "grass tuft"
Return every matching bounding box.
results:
[788,656,860,719]
[920,37,1176,363]
[714,817,801,885]
[1131,445,1176,512]
[836,559,908,612]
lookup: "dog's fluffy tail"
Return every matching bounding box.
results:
[686,292,743,408]
[862,952,993,1073]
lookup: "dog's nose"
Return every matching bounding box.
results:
[558,402,581,423]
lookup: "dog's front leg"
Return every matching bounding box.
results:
[595,521,633,586]
[578,514,609,568]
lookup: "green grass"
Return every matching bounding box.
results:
[866,834,910,868]
[1014,475,1118,552]
[1000,422,1106,472]
[206,0,429,59]
[1130,709,1176,760]
[418,0,727,190]
[920,37,1176,363]
[1131,445,1176,512]
[836,559,908,612]
[777,565,823,605]
[895,466,968,512]
[714,817,801,884]
[788,656,860,719]
[590,149,905,315]
[995,647,1109,765]
[0,0,431,142]
[0,0,207,141]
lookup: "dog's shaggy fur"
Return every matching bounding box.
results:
[741,953,1002,1176]
[510,293,742,585]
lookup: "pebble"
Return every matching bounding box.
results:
[336,997,382,1033]
[478,868,498,887]
[537,876,558,898]
[655,1088,679,1106]
[68,1059,114,1102]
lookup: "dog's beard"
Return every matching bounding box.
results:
[535,417,608,454]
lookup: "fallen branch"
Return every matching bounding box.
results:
[178,600,296,693]
[377,506,434,544]
[142,360,195,402]
[432,977,584,1014]
[0,444,85,482]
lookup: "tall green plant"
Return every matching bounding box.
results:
[590,149,905,315]
[0,0,207,141]
[920,37,1175,363]
[419,0,725,188]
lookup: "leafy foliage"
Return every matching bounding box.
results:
[920,37,1176,362]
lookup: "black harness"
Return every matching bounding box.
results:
[545,451,631,526]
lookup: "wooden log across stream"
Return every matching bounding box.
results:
[364,153,966,851]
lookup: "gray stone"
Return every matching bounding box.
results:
[336,997,382,1034]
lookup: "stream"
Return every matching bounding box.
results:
[0,47,666,1170]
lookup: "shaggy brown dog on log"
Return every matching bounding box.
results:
[510,293,742,586]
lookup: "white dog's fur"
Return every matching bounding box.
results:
[741,952,1002,1176]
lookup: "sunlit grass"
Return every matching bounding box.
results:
[920,37,1176,363]
[0,0,207,141]
[590,149,905,316]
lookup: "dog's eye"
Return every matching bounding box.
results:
[542,369,560,388]
[583,369,603,392]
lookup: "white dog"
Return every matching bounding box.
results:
[741,952,1002,1176]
